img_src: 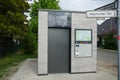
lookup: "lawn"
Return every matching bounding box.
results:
[0,51,37,79]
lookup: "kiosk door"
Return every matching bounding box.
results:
[48,28,70,73]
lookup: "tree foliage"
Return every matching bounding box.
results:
[0,0,30,38]
[30,0,60,34]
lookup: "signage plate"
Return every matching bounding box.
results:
[86,10,117,18]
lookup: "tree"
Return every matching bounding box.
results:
[30,0,60,34]
[0,0,30,38]
[0,0,32,55]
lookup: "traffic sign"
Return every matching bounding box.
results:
[86,10,117,18]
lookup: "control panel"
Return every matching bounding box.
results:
[75,29,92,58]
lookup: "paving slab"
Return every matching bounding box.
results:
[10,59,117,80]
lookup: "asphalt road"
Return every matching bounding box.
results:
[97,49,118,65]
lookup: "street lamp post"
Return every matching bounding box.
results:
[118,0,120,80]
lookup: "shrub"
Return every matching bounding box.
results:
[102,33,117,50]
[23,32,37,54]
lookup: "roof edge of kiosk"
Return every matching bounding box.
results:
[38,9,86,13]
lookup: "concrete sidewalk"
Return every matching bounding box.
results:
[10,59,117,80]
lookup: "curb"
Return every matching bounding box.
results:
[97,48,118,53]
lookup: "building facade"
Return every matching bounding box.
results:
[95,1,117,47]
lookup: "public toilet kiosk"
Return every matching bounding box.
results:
[38,10,97,75]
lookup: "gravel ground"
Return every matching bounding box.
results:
[9,59,117,80]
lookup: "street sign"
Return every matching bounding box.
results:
[86,10,117,18]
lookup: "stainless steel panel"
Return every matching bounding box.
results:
[48,28,70,73]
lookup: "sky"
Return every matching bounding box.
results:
[59,0,115,11]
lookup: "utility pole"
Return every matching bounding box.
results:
[118,0,120,80]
